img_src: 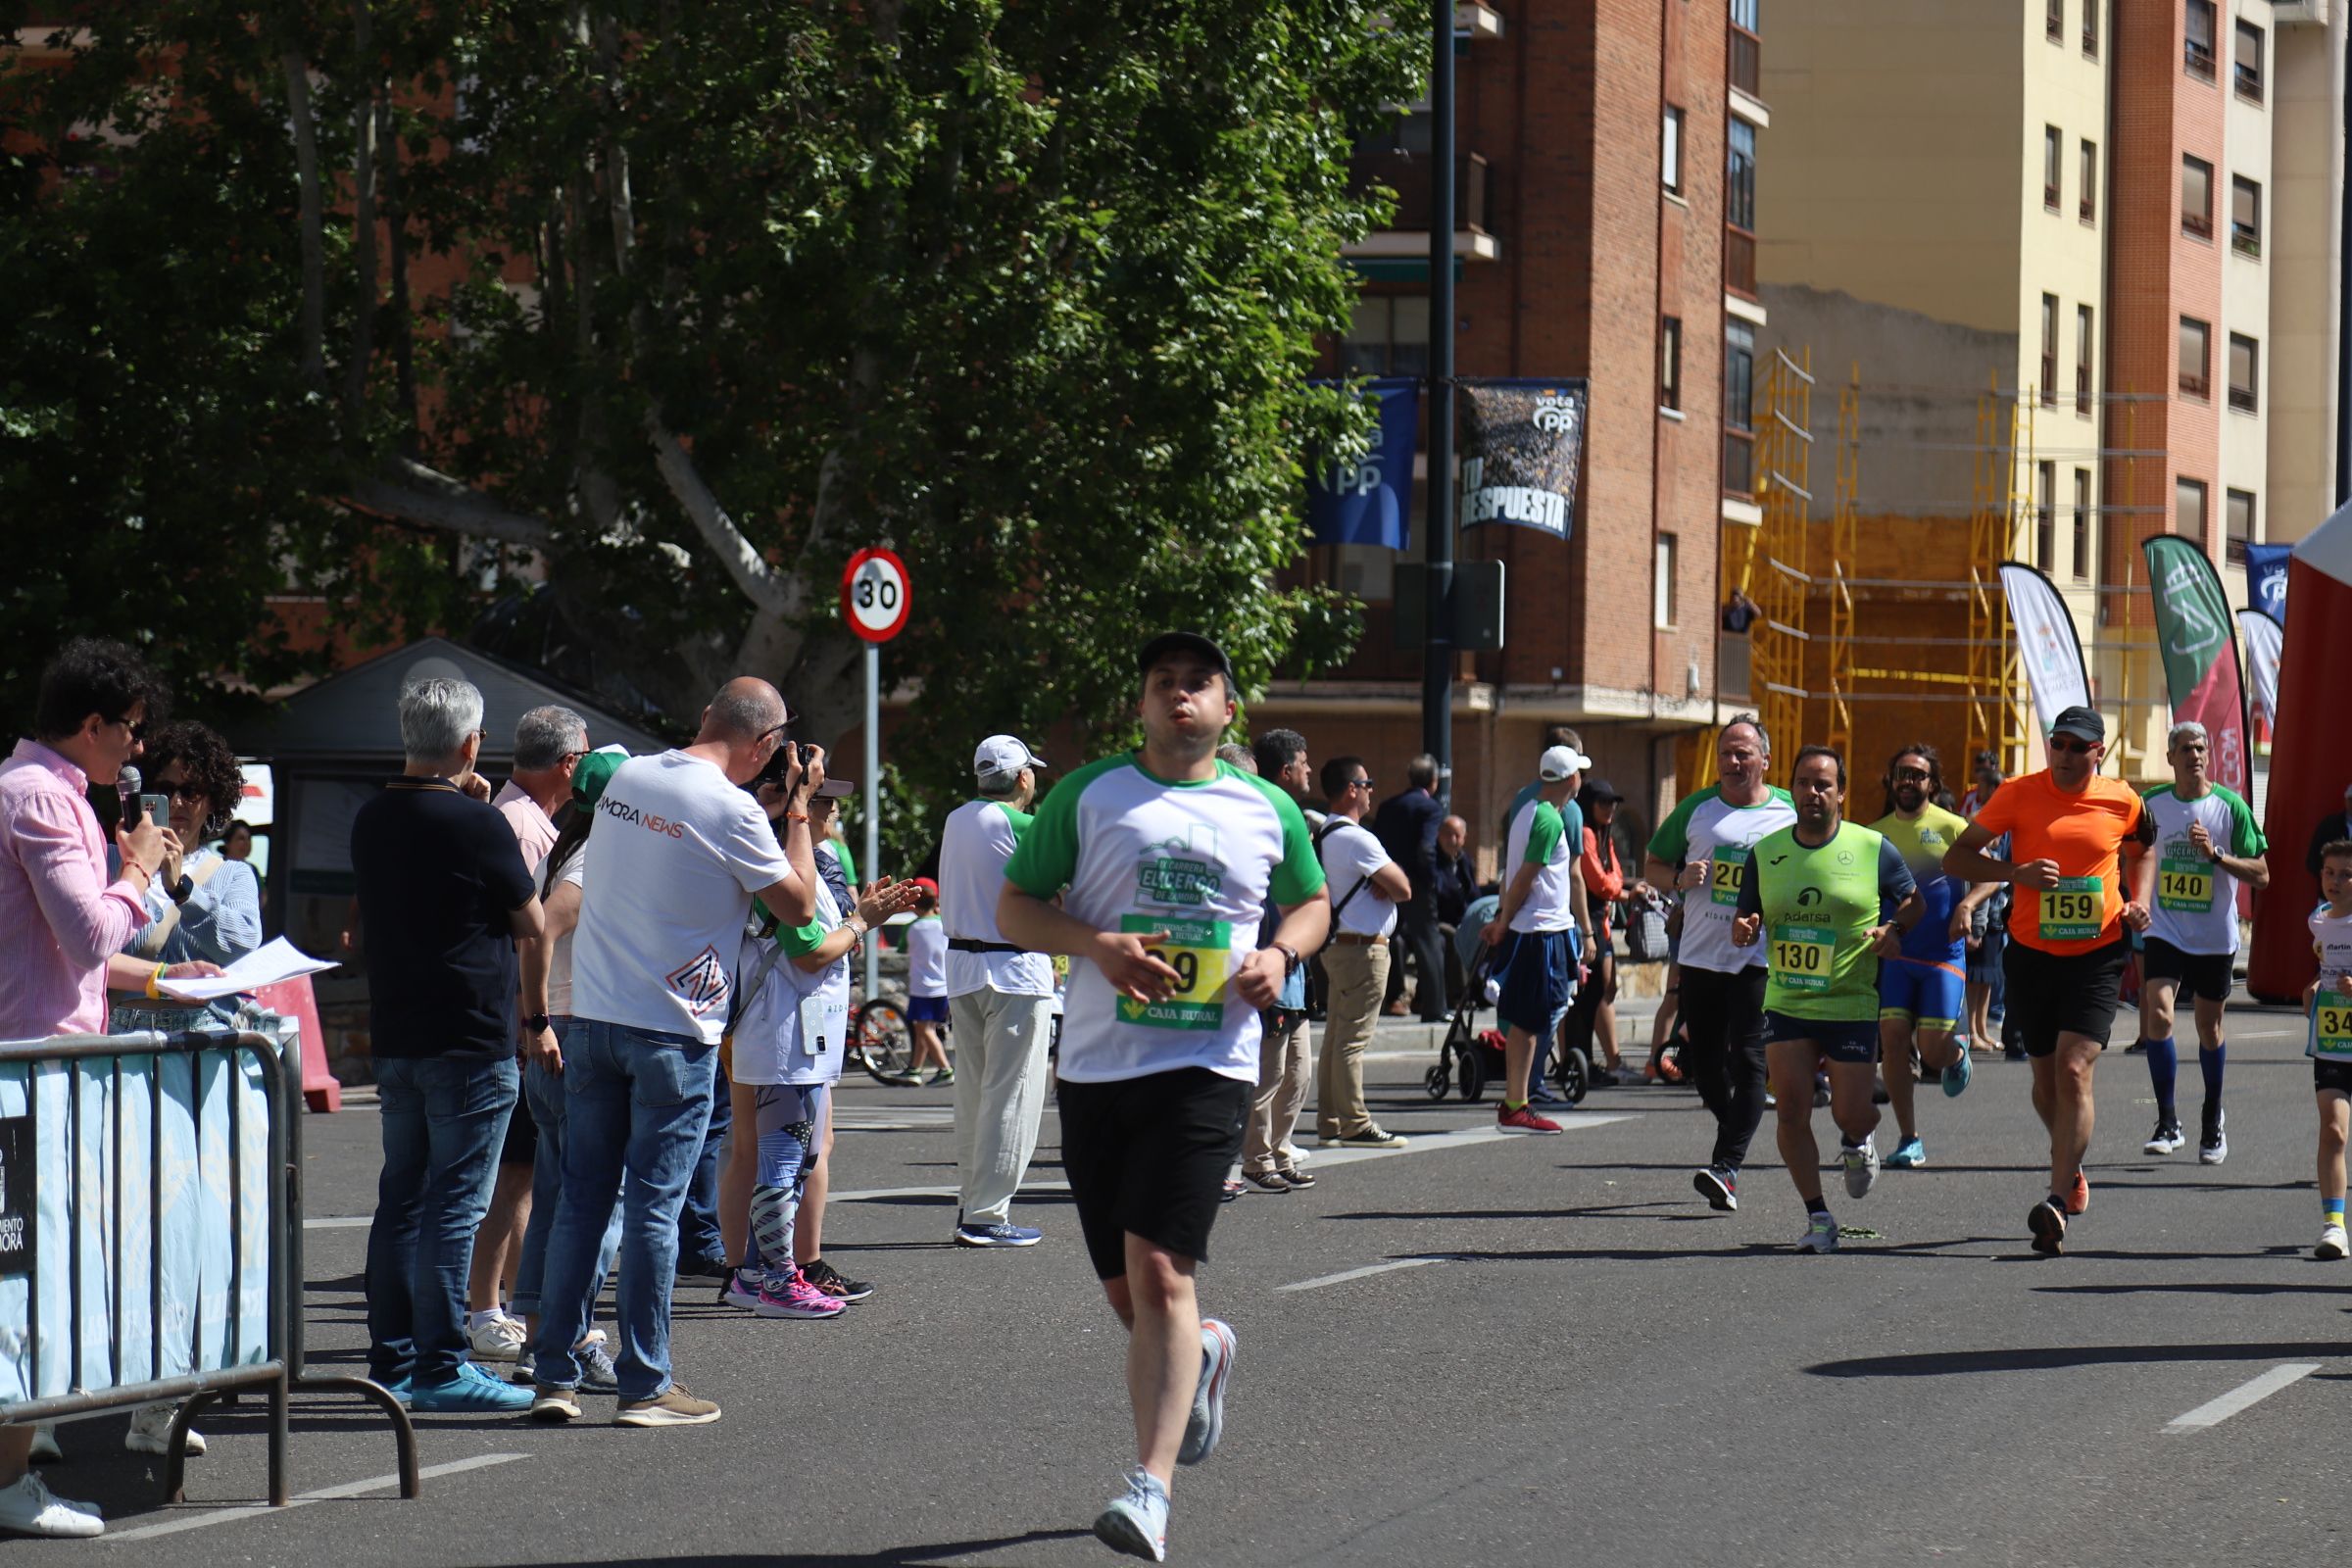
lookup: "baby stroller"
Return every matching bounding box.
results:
[1424,913,1592,1105]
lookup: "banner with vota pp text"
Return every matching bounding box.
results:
[2144,534,2250,795]
[1304,377,1420,550]
[1458,379,1589,542]
[2245,541,2291,623]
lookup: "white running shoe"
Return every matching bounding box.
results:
[1797,1213,1839,1253]
[1093,1466,1170,1562]
[2198,1108,2229,1166]
[1177,1319,1235,1465]
[467,1311,527,1362]
[0,1471,103,1539]
[2318,1223,2348,1262]
[1840,1136,1880,1200]
[123,1402,205,1456]
[2143,1118,2185,1155]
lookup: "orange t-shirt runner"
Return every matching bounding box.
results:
[1972,771,2145,956]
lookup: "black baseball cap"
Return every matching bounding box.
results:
[2049,705,2104,745]
[1582,777,1623,804]
[1137,631,1236,685]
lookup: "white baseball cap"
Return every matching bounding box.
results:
[1540,745,1592,782]
[974,735,1048,784]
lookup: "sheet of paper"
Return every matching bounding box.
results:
[157,937,339,1002]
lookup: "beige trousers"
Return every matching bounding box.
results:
[1315,942,1390,1139]
[1243,1012,1315,1174]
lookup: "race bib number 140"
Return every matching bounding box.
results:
[1116,915,1234,1032]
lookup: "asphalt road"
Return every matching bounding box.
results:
[25,1002,2352,1566]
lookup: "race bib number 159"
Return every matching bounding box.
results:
[1117,915,1233,1032]
[2039,876,2103,942]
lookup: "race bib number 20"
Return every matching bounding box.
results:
[1708,847,1749,907]
[1117,914,1233,1032]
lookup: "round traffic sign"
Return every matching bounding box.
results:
[841,548,911,643]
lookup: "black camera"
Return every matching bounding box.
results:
[751,738,816,790]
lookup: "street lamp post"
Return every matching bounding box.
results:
[1422,0,1457,807]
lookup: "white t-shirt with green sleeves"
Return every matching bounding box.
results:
[1645,783,1797,975]
[1004,755,1326,1084]
[2142,783,2265,956]
[1501,794,1579,934]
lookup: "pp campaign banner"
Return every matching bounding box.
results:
[2143,534,2251,795]
[1305,377,1419,550]
[2245,541,2290,623]
[1997,562,2090,741]
[1458,379,1589,542]
[2237,607,2281,739]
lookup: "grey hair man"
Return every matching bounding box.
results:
[939,735,1059,1247]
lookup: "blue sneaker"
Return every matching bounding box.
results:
[1178,1319,1235,1465]
[1885,1136,1927,1169]
[954,1221,1042,1248]
[1942,1050,1974,1099]
[377,1375,412,1408]
[409,1361,534,1414]
[1093,1466,1170,1562]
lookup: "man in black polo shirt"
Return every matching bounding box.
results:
[352,677,545,1414]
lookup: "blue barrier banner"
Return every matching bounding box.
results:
[1305,377,1420,550]
[2246,542,2289,623]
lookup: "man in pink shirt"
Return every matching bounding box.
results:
[0,639,211,1539]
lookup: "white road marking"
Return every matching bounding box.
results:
[102,1452,531,1542]
[304,1216,373,1230]
[1276,1255,1456,1293]
[2164,1363,2322,1433]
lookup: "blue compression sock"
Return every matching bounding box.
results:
[2326,1197,2345,1227]
[2200,1041,2226,1106]
[2144,1035,2178,1121]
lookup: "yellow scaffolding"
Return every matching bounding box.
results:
[1965,371,2029,775]
[1825,364,1858,760]
[1747,345,1814,784]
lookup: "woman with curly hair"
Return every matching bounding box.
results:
[111,719,262,1036]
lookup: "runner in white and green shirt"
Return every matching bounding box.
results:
[2305,840,2352,1260]
[1643,715,1796,1213]
[2131,720,2271,1164]
[997,631,1330,1563]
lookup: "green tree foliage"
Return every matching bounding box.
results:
[0,2,1420,850]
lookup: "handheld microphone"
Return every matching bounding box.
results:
[118,765,141,818]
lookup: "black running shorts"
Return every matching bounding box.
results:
[2001,938,2130,1057]
[1057,1066,1250,1280]
[2140,937,2234,1005]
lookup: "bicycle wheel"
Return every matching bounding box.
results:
[855,998,912,1081]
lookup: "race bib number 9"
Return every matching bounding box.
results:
[2315,991,2352,1060]
[2158,850,2213,912]
[1116,914,1234,1032]
[1708,847,1749,907]
[1769,921,1835,993]
[2039,876,2103,942]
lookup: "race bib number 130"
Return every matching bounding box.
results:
[2038,876,2103,942]
[1117,914,1233,1032]
[1769,922,1835,993]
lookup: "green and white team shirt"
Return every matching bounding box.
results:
[1003,755,1325,1084]
[1645,784,1797,975]
[1501,793,1579,934]
[2308,904,2352,1060]
[2142,783,2266,956]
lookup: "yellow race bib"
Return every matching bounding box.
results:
[1116,915,1234,1032]
[1769,921,1835,993]
[2039,876,2103,942]
[2316,991,2352,1060]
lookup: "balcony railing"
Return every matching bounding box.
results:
[1730,24,1760,98]
[2186,39,2216,79]
[1348,150,1491,236]
[1726,224,1756,298]
[2235,63,2263,101]
[2044,180,2061,210]
[2082,24,2098,56]
[2183,211,2213,240]
[2180,371,2211,400]
[1724,426,1755,496]
[2080,192,2095,222]
[2229,383,2257,413]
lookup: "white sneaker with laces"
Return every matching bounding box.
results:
[1840,1136,1880,1200]
[468,1311,527,1361]
[1797,1212,1839,1253]
[2318,1223,2348,1261]
[0,1471,104,1539]
[2198,1108,2229,1166]
[2143,1118,2185,1155]
[124,1402,205,1456]
[1093,1466,1170,1562]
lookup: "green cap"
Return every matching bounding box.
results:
[571,744,629,807]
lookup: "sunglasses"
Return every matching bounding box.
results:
[1350,777,1374,791]
[1892,767,1932,783]
[2047,735,2096,756]
[110,715,148,741]
[154,780,208,805]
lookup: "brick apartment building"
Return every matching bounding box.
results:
[1252,0,1765,866]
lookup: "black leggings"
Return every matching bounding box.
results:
[1679,963,1769,1171]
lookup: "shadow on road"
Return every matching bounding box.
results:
[2033,1280,2342,1298]
[492,1529,1094,1566]
[1806,1340,2348,1378]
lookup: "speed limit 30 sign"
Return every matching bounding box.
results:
[841,547,911,643]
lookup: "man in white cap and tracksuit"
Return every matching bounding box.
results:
[940,735,1056,1247]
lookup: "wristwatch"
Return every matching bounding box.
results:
[169,874,194,906]
[1272,942,1301,976]
[523,1012,552,1034]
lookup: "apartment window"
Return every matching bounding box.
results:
[2186,0,2217,80]
[1655,534,1679,628]
[1724,319,1756,494]
[2226,488,2255,563]
[1729,0,1760,98]
[1660,317,1684,411]
[2073,468,2093,580]
[2044,125,2062,211]
[2177,476,2208,537]
[1663,107,1684,195]
[2039,295,2059,406]
[2229,332,2259,412]
[1340,295,1431,379]
[2076,304,2094,414]
[2047,0,2064,40]
[2231,175,2262,257]
[2235,20,2265,102]
[2181,154,2213,239]
[1726,120,1757,296]
[2179,317,2210,399]
[2083,0,2099,57]
[2036,462,2057,570]
[2079,139,2096,222]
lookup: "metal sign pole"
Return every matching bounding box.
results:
[1423,0,1457,808]
[863,639,881,1002]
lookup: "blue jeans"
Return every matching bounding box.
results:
[532,1017,717,1399]
[510,1022,623,1319]
[678,1057,731,1265]
[367,1054,519,1387]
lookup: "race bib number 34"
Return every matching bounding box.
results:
[2315,991,2352,1060]
[2039,876,2103,942]
[1117,914,1234,1032]
[1769,922,1835,993]
[2158,850,2214,912]
[1708,847,1749,907]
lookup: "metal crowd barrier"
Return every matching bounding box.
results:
[0,1029,414,1508]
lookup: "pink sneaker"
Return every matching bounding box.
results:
[754,1269,845,1320]
[1496,1103,1564,1134]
